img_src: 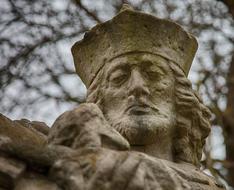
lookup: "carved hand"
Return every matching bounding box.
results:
[48,103,130,150]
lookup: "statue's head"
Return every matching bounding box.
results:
[72,6,211,166]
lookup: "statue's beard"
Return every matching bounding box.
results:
[105,113,175,145]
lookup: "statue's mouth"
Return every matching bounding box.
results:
[127,105,150,115]
[126,104,158,115]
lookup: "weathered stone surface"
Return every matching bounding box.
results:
[15,172,60,190]
[15,119,50,136]
[0,114,47,147]
[0,153,25,189]
[0,4,226,190]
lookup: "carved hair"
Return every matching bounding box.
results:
[86,61,211,166]
[168,62,211,166]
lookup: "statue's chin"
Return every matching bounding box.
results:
[111,115,174,145]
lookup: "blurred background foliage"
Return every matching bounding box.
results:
[0,0,234,188]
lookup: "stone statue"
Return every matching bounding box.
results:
[0,5,226,190]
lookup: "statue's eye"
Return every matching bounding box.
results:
[109,70,128,86]
[145,71,160,80]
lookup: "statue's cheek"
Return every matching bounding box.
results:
[104,85,129,100]
[150,79,174,96]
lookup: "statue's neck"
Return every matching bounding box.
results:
[130,138,173,161]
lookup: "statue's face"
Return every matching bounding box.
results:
[101,53,176,145]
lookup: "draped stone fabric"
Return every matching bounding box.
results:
[0,104,224,189]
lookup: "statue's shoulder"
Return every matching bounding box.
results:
[0,113,58,189]
[168,161,226,190]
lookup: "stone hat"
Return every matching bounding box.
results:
[72,5,198,87]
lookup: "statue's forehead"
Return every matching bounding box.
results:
[105,52,170,73]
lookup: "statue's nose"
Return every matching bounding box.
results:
[128,69,150,97]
